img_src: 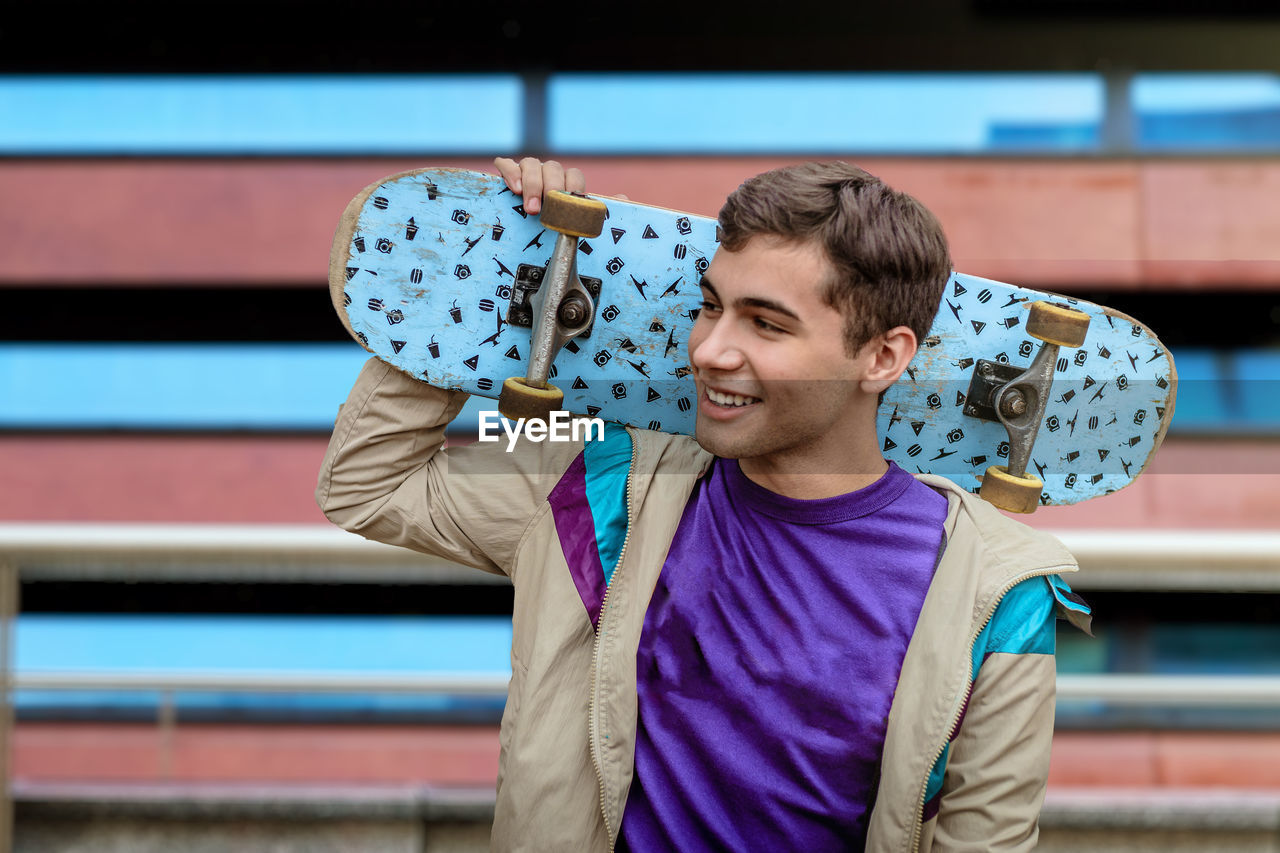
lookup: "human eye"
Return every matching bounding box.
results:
[753,316,785,334]
[699,299,722,313]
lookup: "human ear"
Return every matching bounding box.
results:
[859,325,918,395]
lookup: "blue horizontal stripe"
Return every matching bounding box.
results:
[549,73,1104,153]
[0,343,495,431]
[1,344,1275,433]
[15,614,512,674]
[14,614,511,716]
[1133,73,1280,113]
[0,75,522,155]
[7,73,1276,157]
[1166,350,1280,434]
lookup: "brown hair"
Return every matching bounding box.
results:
[717,162,951,357]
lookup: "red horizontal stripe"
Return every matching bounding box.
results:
[1,435,1277,528]
[1025,438,1280,531]
[3,158,1279,287]
[0,434,331,524]
[1050,731,1280,788]
[13,722,498,785]
[12,722,1278,789]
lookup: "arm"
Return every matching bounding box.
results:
[928,578,1060,851]
[316,358,584,575]
[316,158,593,573]
[929,651,1055,851]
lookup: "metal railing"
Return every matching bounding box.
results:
[2,523,1278,589]
[10,671,1280,708]
[0,523,1278,847]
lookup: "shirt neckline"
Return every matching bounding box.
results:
[722,458,914,525]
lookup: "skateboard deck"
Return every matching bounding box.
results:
[330,167,1176,507]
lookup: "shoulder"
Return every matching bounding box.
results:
[977,576,1065,665]
[914,473,1078,578]
[912,473,1093,644]
[579,424,711,481]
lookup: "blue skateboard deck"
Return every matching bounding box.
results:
[330,168,1176,506]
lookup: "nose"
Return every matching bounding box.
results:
[689,314,745,374]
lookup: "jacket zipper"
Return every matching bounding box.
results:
[907,567,1065,853]
[588,427,638,852]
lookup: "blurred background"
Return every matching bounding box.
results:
[2,1,1279,850]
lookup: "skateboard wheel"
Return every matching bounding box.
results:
[540,191,607,239]
[498,377,564,422]
[979,465,1044,514]
[1026,302,1090,349]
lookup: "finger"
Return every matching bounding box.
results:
[493,157,522,193]
[542,160,567,195]
[519,157,545,214]
[565,167,586,194]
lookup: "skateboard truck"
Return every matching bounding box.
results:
[498,190,608,423]
[507,264,603,339]
[970,301,1091,513]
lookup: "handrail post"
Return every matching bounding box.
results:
[0,560,17,853]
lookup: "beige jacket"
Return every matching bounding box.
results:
[317,358,1088,852]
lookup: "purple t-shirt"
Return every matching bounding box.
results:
[618,459,947,851]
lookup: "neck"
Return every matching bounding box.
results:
[738,436,889,500]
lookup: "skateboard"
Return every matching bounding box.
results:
[329,167,1176,511]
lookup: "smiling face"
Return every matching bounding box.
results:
[688,235,893,476]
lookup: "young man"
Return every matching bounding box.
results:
[317,157,1090,851]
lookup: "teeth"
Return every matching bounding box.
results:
[707,388,760,407]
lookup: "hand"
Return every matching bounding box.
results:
[493,157,586,216]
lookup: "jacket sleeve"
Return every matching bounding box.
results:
[315,357,583,577]
[926,577,1059,852]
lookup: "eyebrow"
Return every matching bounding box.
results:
[699,275,802,322]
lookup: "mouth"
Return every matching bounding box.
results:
[704,386,762,409]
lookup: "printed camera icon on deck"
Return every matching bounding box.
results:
[452,210,471,225]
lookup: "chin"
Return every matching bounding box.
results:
[693,423,758,460]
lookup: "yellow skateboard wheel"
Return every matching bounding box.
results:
[1026,301,1090,349]
[498,377,564,422]
[980,465,1044,514]
[540,191,607,238]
